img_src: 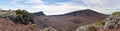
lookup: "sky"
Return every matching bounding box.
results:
[0,0,120,15]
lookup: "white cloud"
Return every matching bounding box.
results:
[32,3,89,15]
[8,0,120,15]
[25,0,43,4]
[9,0,21,4]
[31,0,119,15]
[25,0,89,15]
[9,0,26,8]
[80,0,120,14]
[82,0,120,8]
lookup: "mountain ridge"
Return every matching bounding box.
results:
[34,9,108,31]
[52,9,108,16]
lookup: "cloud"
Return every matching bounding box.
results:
[82,0,120,8]
[9,0,25,8]
[8,0,120,15]
[9,0,21,4]
[30,0,120,15]
[25,0,43,4]
[25,0,89,15]
[32,5,88,15]
[80,0,120,14]
[32,2,89,15]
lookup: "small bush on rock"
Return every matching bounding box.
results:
[43,27,58,31]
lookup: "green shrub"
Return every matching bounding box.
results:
[101,19,107,26]
[43,27,58,31]
[76,26,88,31]
[15,9,34,25]
[30,24,38,28]
[112,11,120,16]
[95,22,102,26]
[95,19,107,27]
[89,26,96,31]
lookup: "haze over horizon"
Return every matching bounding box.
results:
[0,0,120,15]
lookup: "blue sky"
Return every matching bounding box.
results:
[0,0,120,15]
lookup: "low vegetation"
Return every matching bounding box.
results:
[0,18,41,31]
[14,9,34,25]
[43,27,58,31]
[112,11,120,16]
[0,9,35,25]
[76,11,120,31]
[0,9,120,31]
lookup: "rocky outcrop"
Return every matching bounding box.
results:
[104,16,120,29]
[76,15,120,31]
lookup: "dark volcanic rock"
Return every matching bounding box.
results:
[63,9,106,16]
[30,11,45,17]
[33,11,45,16]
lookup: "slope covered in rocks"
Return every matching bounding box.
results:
[76,11,120,31]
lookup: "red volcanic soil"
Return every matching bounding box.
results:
[34,9,108,31]
[0,18,41,31]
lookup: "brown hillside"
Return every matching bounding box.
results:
[34,9,108,31]
[0,18,41,31]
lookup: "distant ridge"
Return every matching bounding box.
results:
[64,9,98,15]
[54,9,107,16]
[33,11,45,16]
[30,11,46,17]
